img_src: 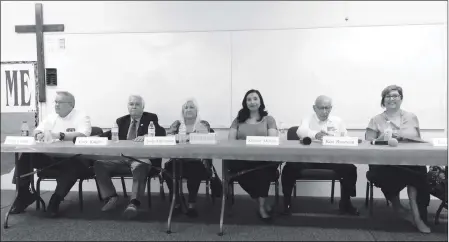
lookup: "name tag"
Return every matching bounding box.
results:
[246,136,279,146]
[4,136,36,145]
[322,136,358,146]
[432,138,447,147]
[75,137,108,146]
[144,136,176,146]
[189,133,217,144]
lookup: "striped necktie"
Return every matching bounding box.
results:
[127,119,138,140]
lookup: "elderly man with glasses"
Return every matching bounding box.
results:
[281,95,359,216]
[10,91,92,218]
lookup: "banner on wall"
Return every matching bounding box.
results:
[1,62,37,113]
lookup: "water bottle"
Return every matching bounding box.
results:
[111,123,119,142]
[148,121,156,137]
[178,122,187,144]
[20,121,29,136]
[384,121,393,141]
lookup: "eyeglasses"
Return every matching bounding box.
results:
[54,101,72,105]
[385,94,401,100]
[316,106,332,111]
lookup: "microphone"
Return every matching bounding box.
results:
[300,137,312,145]
[370,138,399,147]
[388,138,399,147]
[371,140,388,145]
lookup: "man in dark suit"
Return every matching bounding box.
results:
[94,95,165,219]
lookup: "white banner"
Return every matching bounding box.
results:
[1,62,37,113]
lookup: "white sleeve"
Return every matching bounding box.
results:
[76,113,92,136]
[34,115,54,134]
[296,116,318,140]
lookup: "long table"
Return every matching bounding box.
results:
[1,140,447,235]
[2,140,447,165]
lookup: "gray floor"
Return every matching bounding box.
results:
[0,189,447,241]
[1,153,447,241]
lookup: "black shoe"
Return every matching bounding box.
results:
[256,210,273,223]
[281,203,292,216]
[10,190,36,214]
[46,194,62,218]
[172,203,182,216]
[339,200,360,216]
[186,208,198,218]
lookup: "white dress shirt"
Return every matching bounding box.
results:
[296,113,348,140]
[35,109,91,136]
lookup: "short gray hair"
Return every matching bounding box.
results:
[56,91,75,107]
[128,95,145,108]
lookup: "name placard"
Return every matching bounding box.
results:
[4,136,36,145]
[432,138,447,147]
[75,137,108,146]
[189,133,217,144]
[144,136,176,146]
[322,136,359,146]
[246,136,279,146]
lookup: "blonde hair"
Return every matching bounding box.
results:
[181,98,201,132]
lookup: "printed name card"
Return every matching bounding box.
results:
[75,137,108,146]
[432,138,447,147]
[322,136,359,146]
[246,136,279,146]
[144,136,176,146]
[4,136,36,145]
[189,133,217,144]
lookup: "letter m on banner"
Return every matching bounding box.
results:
[1,61,38,113]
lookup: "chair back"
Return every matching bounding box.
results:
[287,126,300,141]
[91,126,103,136]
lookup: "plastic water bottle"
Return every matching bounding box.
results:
[148,121,156,137]
[178,122,187,144]
[20,121,29,136]
[384,121,393,141]
[111,123,119,142]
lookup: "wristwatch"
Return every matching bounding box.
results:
[59,132,65,141]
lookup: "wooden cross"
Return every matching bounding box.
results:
[15,3,64,102]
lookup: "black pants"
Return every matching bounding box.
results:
[281,162,357,205]
[13,153,92,198]
[369,165,430,218]
[227,160,279,199]
[163,159,210,203]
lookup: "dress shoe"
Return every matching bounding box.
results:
[339,200,360,216]
[46,194,62,218]
[186,208,198,218]
[10,189,36,214]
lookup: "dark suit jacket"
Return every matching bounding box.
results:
[101,112,166,168]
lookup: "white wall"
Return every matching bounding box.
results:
[1,1,447,199]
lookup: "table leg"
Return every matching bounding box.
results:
[218,159,227,236]
[4,153,20,229]
[166,159,177,234]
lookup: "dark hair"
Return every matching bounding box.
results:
[381,85,403,107]
[237,89,268,123]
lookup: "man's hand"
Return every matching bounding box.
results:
[51,132,60,139]
[133,136,145,142]
[35,132,44,142]
[315,131,330,141]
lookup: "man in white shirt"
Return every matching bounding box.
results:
[10,91,92,218]
[281,95,359,216]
